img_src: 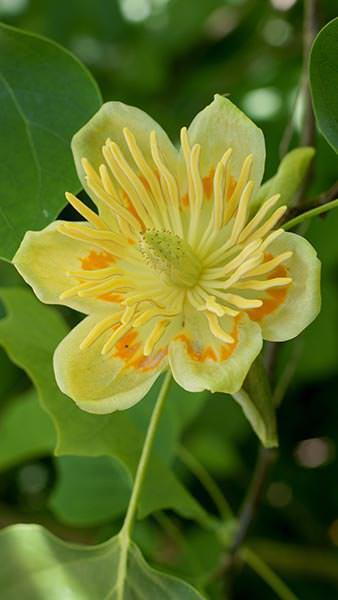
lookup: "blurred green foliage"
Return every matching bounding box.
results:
[0,1,338,598]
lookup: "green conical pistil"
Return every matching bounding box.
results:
[139,230,202,288]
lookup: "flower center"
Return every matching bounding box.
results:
[139,229,202,288]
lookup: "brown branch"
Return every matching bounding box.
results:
[228,447,277,558]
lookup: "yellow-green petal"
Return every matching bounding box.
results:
[54,314,170,414]
[251,231,321,341]
[185,94,265,192]
[72,101,179,220]
[168,309,262,394]
[13,221,121,314]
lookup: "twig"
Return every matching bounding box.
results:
[283,197,338,230]
[228,447,277,557]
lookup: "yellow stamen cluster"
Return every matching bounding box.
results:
[59,126,292,358]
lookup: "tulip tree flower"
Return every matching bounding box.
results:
[14,95,321,436]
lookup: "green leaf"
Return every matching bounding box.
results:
[0,287,208,521]
[310,17,338,153]
[232,356,278,448]
[51,456,131,526]
[0,23,102,261]
[0,388,55,471]
[0,524,205,599]
[253,147,315,212]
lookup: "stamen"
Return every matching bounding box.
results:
[243,205,287,243]
[188,144,203,246]
[224,154,253,223]
[188,289,238,317]
[67,265,121,280]
[80,313,123,350]
[59,281,94,300]
[259,228,284,252]
[212,292,263,309]
[238,194,280,242]
[121,305,137,324]
[205,312,234,344]
[101,323,131,355]
[213,149,232,229]
[180,127,194,211]
[150,131,183,236]
[107,141,156,228]
[123,127,170,230]
[247,251,292,277]
[144,319,169,356]
[85,176,141,232]
[58,222,126,246]
[196,148,232,254]
[203,239,262,280]
[227,181,254,246]
[65,192,108,230]
[77,278,132,298]
[201,252,263,290]
[235,277,292,290]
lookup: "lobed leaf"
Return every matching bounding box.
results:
[310,18,338,153]
[0,23,102,261]
[0,524,205,599]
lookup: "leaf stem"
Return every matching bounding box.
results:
[116,371,172,599]
[283,198,338,230]
[178,445,233,520]
[241,547,299,600]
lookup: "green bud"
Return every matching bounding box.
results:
[252,147,315,213]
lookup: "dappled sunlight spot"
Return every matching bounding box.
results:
[294,437,333,469]
[262,18,292,47]
[266,481,293,508]
[242,88,282,121]
[271,0,297,10]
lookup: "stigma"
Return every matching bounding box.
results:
[139,229,202,288]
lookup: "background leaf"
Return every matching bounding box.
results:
[50,456,131,526]
[0,524,205,599]
[0,23,101,261]
[310,17,338,153]
[0,388,55,471]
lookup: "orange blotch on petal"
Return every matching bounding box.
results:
[248,260,290,322]
[202,169,214,200]
[220,316,240,360]
[177,315,240,363]
[114,330,140,361]
[176,335,217,363]
[181,193,189,208]
[81,250,115,271]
